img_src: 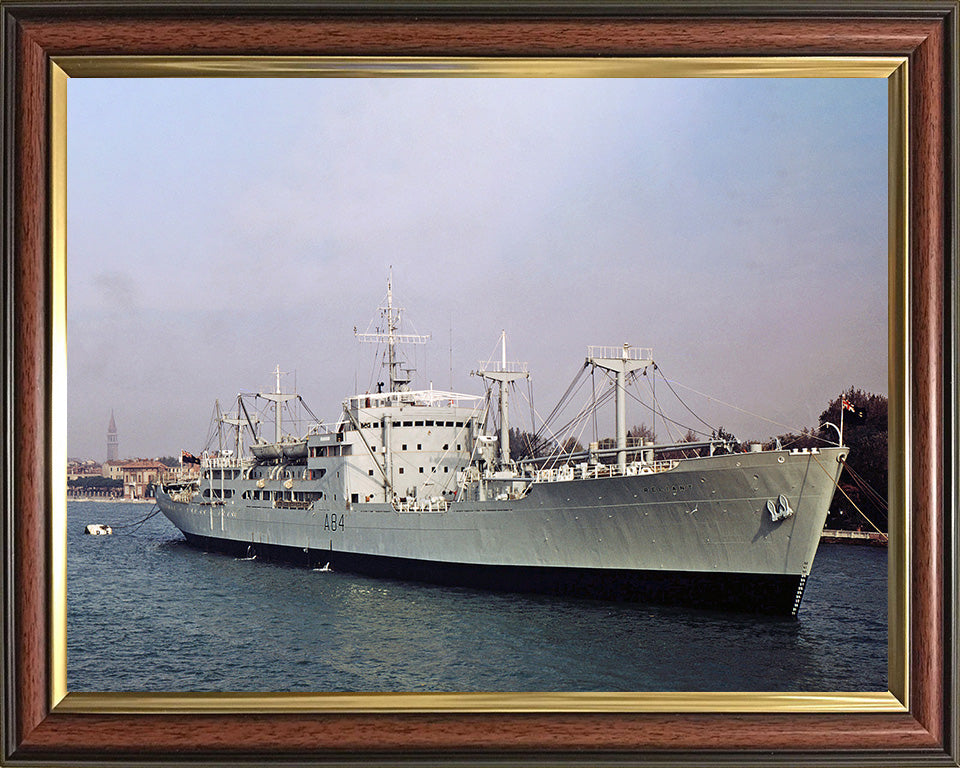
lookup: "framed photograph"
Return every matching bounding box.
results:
[2,2,956,765]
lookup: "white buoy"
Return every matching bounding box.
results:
[84,524,112,535]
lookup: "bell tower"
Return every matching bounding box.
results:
[106,410,119,462]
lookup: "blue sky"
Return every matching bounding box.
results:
[67,76,887,459]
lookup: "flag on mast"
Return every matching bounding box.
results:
[841,399,864,419]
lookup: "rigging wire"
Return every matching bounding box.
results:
[588,367,711,440]
[538,375,619,448]
[643,372,680,444]
[659,376,837,444]
[651,364,717,433]
[591,366,598,443]
[515,384,597,468]
[812,454,887,537]
[107,505,163,534]
[530,363,591,444]
[838,459,889,515]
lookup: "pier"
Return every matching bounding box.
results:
[820,529,888,547]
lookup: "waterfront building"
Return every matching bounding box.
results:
[101,460,128,480]
[120,459,168,500]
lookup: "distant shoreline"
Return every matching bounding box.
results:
[67,497,155,504]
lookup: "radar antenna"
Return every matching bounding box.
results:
[355,269,430,392]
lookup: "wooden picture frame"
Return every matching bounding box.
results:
[2,2,956,764]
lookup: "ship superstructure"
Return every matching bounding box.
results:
[158,277,846,615]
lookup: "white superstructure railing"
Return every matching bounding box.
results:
[345,388,483,410]
[586,345,654,361]
[200,452,250,469]
[476,360,528,374]
[394,497,450,513]
[528,459,679,484]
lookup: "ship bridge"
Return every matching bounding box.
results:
[344,388,483,412]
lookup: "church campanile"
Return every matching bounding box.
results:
[106,410,119,462]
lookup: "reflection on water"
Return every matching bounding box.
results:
[68,501,886,692]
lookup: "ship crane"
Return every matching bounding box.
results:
[257,365,298,443]
[473,331,529,469]
[587,344,654,474]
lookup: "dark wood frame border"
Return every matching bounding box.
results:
[2,3,957,765]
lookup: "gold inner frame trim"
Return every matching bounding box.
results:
[58,690,906,715]
[55,55,905,79]
[49,55,909,715]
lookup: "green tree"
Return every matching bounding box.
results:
[817,388,888,532]
[507,427,556,462]
[761,428,820,452]
[67,476,122,490]
[627,423,654,447]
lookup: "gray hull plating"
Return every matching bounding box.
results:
[157,447,844,584]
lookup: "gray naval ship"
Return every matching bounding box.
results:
[157,278,847,616]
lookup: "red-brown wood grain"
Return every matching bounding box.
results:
[4,6,953,763]
[908,13,946,748]
[15,711,942,756]
[13,22,50,750]
[16,16,943,57]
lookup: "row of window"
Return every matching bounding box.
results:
[309,445,346,458]
[369,466,452,476]
[240,490,325,502]
[399,443,460,452]
[205,469,240,480]
[201,488,235,499]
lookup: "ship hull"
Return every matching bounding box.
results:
[157,447,844,616]
[181,529,804,614]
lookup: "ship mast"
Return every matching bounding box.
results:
[587,344,654,474]
[474,331,528,467]
[219,393,249,457]
[258,365,297,443]
[355,271,431,392]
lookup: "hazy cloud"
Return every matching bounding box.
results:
[67,76,887,459]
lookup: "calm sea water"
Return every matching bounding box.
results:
[67,500,887,693]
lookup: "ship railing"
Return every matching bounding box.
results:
[529,459,680,484]
[345,388,484,411]
[586,345,654,361]
[200,453,250,469]
[274,499,312,510]
[518,438,732,469]
[393,496,449,514]
[475,360,528,374]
